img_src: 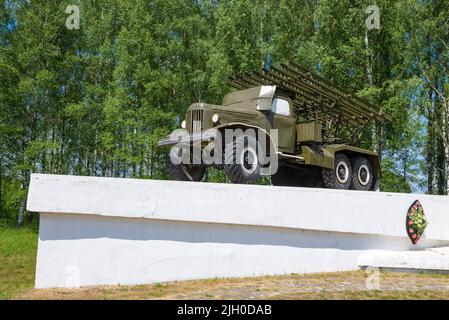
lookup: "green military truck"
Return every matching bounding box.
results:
[159,62,391,191]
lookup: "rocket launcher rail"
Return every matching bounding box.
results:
[228,62,391,141]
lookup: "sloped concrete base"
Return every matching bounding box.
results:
[358,247,449,273]
[27,174,449,289]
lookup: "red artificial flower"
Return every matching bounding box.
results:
[409,228,415,234]
[412,234,417,239]
[408,220,414,226]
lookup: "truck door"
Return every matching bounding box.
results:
[268,97,296,153]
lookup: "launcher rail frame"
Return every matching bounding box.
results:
[227,62,391,143]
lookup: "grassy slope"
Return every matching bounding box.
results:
[0,227,38,299]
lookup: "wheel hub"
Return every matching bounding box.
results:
[240,147,258,174]
[358,164,370,186]
[336,161,349,184]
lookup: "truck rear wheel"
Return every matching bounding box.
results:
[351,156,374,191]
[224,135,261,184]
[167,146,206,181]
[322,153,352,190]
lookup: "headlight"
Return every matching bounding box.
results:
[212,114,220,123]
[181,120,186,129]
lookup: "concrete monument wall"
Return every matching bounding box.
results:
[27,174,449,288]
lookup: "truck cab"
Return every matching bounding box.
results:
[266,94,296,153]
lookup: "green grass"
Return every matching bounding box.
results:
[0,226,38,299]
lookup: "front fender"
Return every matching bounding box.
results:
[214,122,279,154]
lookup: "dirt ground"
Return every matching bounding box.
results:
[17,270,449,300]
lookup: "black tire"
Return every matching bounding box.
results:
[168,146,206,182]
[351,156,374,191]
[322,153,352,190]
[372,176,381,192]
[224,134,261,184]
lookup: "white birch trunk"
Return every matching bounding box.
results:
[443,101,449,194]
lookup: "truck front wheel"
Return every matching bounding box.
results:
[224,135,261,184]
[322,153,352,190]
[167,146,206,182]
[168,161,206,182]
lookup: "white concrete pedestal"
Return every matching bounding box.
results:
[27,174,449,289]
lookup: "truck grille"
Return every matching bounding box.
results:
[189,109,203,133]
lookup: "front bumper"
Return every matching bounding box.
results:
[158,129,218,147]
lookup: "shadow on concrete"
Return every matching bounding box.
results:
[37,212,441,251]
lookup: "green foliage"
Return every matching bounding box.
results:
[205,167,229,184]
[1,0,449,226]
[381,158,412,194]
[0,178,24,227]
[411,206,427,236]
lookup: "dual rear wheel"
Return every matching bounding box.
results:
[322,153,374,191]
